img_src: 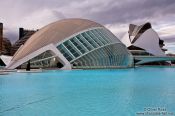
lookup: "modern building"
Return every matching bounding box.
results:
[2,38,12,55]
[6,18,133,69]
[0,23,12,55]
[0,23,3,53]
[121,22,175,65]
[11,28,37,55]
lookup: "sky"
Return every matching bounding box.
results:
[0,0,175,44]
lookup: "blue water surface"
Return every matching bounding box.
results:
[0,67,175,116]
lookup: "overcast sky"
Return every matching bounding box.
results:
[0,0,175,43]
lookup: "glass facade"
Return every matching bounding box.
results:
[57,28,132,68]
[72,43,132,68]
[57,28,119,61]
[20,50,63,69]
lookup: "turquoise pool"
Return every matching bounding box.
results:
[0,67,175,116]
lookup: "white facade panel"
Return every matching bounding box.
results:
[120,32,131,47]
[133,29,166,56]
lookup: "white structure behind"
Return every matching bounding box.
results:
[121,29,166,56]
[0,55,12,66]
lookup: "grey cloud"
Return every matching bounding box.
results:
[52,10,66,19]
[87,0,175,25]
[0,0,175,43]
[5,31,18,43]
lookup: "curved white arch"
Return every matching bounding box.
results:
[6,44,71,69]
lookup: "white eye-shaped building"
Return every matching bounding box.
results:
[6,19,133,69]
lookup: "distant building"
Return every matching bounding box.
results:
[11,28,37,55]
[0,23,12,55]
[0,23,3,53]
[2,38,12,55]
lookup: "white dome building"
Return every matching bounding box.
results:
[7,18,133,69]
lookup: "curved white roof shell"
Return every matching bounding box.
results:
[12,19,103,62]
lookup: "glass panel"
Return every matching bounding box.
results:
[91,30,106,45]
[57,44,74,61]
[95,29,111,43]
[102,29,120,42]
[80,34,94,49]
[81,32,98,48]
[64,52,73,61]
[70,38,86,54]
[57,44,63,51]
[63,41,81,58]
[87,31,103,46]
[63,41,72,50]
[94,29,109,44]
[76,35,92,51]
[74,37,89,53]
